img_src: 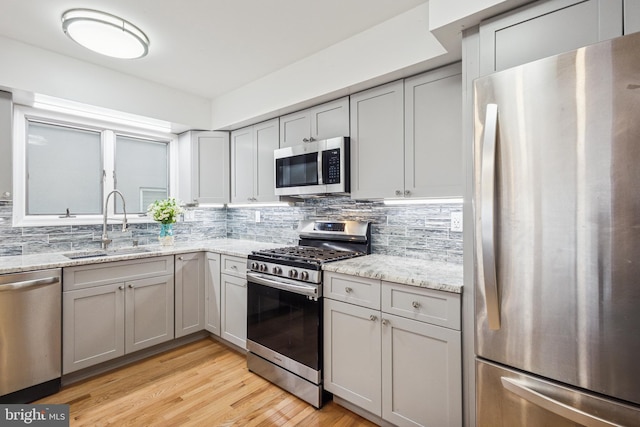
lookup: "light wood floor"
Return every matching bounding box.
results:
[37,338,377,426]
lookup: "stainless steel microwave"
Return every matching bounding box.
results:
[274,137,350,196]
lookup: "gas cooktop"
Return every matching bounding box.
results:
[251,245,364,265]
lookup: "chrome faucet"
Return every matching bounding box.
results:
[102,190,129,250]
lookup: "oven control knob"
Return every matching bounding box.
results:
[272,266,282,275]
[260,264,268,272]
[289,269,298,279]
[300,271,309,281]
[250,262,259,270]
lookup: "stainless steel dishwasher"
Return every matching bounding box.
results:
[0,268,62,403]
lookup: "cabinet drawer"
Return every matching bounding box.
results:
[382,282,460,330]
[221,255,247,278]
[63,256,174,291]
[324,272,380,310]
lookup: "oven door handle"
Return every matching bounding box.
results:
[247,272,320,298]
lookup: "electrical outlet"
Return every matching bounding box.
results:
[183,210,196,222]
[255,211,261,223]
[450,212,463,232]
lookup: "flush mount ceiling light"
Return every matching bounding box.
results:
[62,9,149,59]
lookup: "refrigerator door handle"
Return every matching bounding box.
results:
[480,103,501,330]
[501,377,619,427]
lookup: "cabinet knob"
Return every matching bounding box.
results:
[395,190,402,196]
[118,285,124,290]
[381,319,389,326]
[128,284,134,289]
[412,301,421,309]
[303,138,309,142]
[404,190,411,196]
[2,191,10,198]
[178,256,184,260]
[369,314,378,321]
[344,286,353,294]
[309,137,315,142]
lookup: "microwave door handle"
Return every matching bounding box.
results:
[317,150,323,184]
[480,103,501,330]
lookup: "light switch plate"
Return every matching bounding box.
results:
[450,212,463,232]
[184,210,196,222]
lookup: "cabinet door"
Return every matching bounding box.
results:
[62,283,125,374]
[311,97,349,141]
[175,253,205,338]
[625,0,640,34]
[479,0,623,76]
[0,91,12,200]
[220,273,247,349]
[350,80,404,199]
[230,127,255,203]
[381,313,462,427]
[405,64,463,198]
[125,274,175,353]
[253,118,279,202]
[324,298,382,416]
[195,131,230,204]
[205,252,221,336]
[279,110,310,148]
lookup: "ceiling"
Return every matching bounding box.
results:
[0,0,428,100]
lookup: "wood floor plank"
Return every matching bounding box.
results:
[37,338,376,426]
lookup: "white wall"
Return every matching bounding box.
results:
[210,3,454,130]
[0,36,211,131]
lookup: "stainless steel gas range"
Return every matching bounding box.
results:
[246,220,371,408]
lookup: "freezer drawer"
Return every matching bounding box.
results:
[476,359,640,427]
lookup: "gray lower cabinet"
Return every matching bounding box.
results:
[205,252,221,336]
[174,252,205,338]
[324,272,462,427]
[62,256,175,374]
[220,255,247,349]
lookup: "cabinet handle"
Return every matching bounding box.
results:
[178,256,184,260]
[118,285,124,290]
[303,138,310,142]
[369,314,378,321]
[230,265,238,270]
[344,286,353,293]
[381,319,389,326]
[411,301,421,309]
[128,284,134,289]
[395,190,402,196]
[309,137,315,142]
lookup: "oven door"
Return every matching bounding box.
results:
[246,272,322,383]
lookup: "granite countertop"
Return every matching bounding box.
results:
[322,254,463,294]
[0,239,282,275]
[1,242,464,294]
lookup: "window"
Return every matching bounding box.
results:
[14,105,177,226]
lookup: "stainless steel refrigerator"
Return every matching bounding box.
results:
[473,32,640,426]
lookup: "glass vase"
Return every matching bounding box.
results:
[158,223,174,246]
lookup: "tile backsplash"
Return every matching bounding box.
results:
[0,197,463,263]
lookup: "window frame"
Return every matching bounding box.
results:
[13,105,178,227]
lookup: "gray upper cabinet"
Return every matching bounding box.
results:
[350,80,404,199]
[0,91,12,200]
[479,0,623,76]
[230,118,279,203]
[350,64,463,200]
[405,64,463,198]
[625,0,640,34]
[178,131,230,205]
[279,97,349,147]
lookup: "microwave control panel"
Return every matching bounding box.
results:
[322,148,341,184]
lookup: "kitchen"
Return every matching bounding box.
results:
[1,1,639,426]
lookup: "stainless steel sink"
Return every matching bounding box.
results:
[63,247,154,260]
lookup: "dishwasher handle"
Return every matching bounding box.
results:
[0,276,60,292]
